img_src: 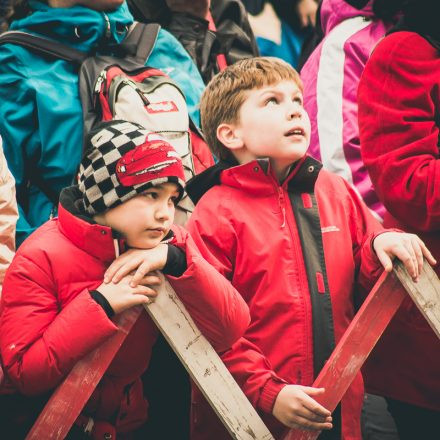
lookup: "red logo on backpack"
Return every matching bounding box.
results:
[146,101,178,114]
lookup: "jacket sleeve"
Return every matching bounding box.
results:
[0,143,18,293]
[0,45,39,244]
[187,201,287,413]
[0,253,118,395]
[358,33,440,232]
[166,225,250,353]
[0,45,83,246]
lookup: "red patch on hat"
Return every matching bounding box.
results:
[116,138,184,187]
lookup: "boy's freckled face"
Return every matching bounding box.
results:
[233,80,311,172]
[96,183,180,249]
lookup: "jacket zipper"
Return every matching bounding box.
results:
[277,187,286,228]
[278,180,313,382]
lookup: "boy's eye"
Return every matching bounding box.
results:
[169,196,179,205]
[265,97,278,106]
[145,191,158,199]
[293,96,303,105]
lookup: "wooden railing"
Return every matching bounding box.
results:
[26,261,440,439]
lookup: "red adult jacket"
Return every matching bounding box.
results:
[0,186,249,435]
[186,157,384,440]
[358,31,440,411]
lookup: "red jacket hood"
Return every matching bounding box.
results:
[321,0,375,35]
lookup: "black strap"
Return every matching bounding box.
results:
[0,31,87,65]
[121,22,161,63]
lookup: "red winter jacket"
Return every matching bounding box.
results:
[358,31,440,411]
[186,157,384,440]
[0,186,249,435]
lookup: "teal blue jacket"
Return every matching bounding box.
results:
[0,1,204,246]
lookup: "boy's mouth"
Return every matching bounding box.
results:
[285,127,305,137]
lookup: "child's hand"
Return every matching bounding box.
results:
[272,385,333,431]
[373,232,436,281]
[104,245,168,287]
[96,275,158,314]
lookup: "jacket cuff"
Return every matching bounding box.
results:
[89,290,114,317]
[258,379,287,414]
[163,244,187,277]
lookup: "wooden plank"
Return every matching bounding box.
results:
[283,260,440,440]
[145,274,275,440]
[283,270,406,440]
[26,306,143,440]
[394,260,440,339]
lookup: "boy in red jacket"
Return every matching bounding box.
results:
[182,57,435,440]
[0,120,249,438]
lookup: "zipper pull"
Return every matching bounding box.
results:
[278,188,286,228]
[94,71,107,94]
[103,13,111,40]
[135,85,150,106]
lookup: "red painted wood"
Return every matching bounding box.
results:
[283,271,407,440]
[26,306,143,440]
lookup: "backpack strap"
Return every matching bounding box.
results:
[119,22,160,64]
[0,31,87,65]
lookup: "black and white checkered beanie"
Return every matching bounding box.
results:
[78,120,185,215]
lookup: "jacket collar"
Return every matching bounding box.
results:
[186,155,322,204]
[321,0,374,36]
[57,186,119,264]
[11,0,133,52]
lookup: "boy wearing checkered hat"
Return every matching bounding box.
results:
[0,120,249,438]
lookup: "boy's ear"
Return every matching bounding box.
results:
[216,123,244,151]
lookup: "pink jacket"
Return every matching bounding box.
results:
[0,141,17,295]
[301,0,389,220]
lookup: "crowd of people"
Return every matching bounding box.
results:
[0,1,438,439]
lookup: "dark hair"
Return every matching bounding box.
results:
[372,0,406,21]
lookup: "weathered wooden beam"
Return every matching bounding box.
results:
[26,306,143,440]
[145,274,274,440]
[283,261,440,440]
[393,261,440,339]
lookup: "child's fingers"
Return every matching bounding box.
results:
[375,249,393,273]
[130,262,152,287]
[300,387,331,417]
[104,257,127,282]
[288,414,333,431]
[133,285,158,299]
[111,259,142,284]
[401,240,418,279]
[410,236,424,276]
[130,294,153,307]
[295,406,333,424]
[138,274,162,286]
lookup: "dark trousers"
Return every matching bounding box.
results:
[386,397,439,440]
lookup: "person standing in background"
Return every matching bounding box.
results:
[244,0,319,68]
[301,0,403,222]
[358,1,440,438]
[0,0,205,248]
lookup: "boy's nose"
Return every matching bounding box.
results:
[287,105,302,120]
[155,203,172,221]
